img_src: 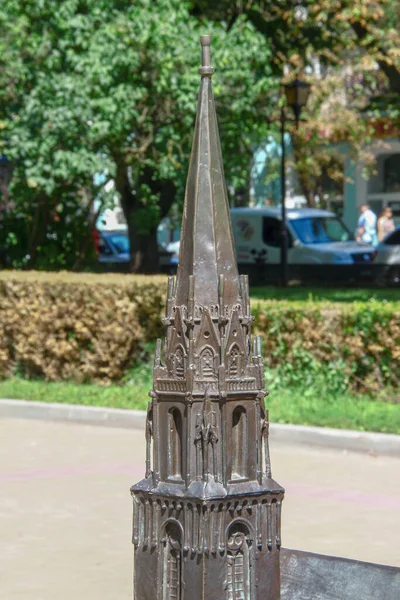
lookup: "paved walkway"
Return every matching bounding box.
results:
[0,418,399,600]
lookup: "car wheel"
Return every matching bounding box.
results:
[386,266,400,286]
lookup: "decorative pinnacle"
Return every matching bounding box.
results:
[199,35,215,77]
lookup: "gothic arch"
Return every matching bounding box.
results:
[172,344,185,378]
[225,518,255,543]
[168,408,183,479]
[160,518,184,539]
[161,520,183,600]
[225,521,253,600]
[198,345,216,379]
[231,406,248,480]
[227,343,241,377]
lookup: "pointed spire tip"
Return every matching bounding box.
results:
[175,31,239,308]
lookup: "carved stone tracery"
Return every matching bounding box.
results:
[172,346,185,378]
[199,346,216,379]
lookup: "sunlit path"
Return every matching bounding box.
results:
[0,418,399,600]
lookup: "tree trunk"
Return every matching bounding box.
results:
[119,186,145,273]
[292,142,318,208]
[72,194,102,271]
[138,227,160,273]
[27,196,51,269]
[127,212,159,273]
[115,160,177,273]
[0,160,13,204]
[304,188,317,208]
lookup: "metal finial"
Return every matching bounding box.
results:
[199,35,215,77]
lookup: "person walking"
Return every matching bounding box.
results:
[377,206,395,242]
[356,204,378,245]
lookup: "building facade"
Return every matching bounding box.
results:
[343,139,400,232]
[252,137,400,233]
[131,36,284,600]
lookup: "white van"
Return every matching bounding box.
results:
[230,207,376,281]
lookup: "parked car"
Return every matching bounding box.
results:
[374,226,400,285]
[97,229,177,273]
[231,207,376,282]
[167,207,376,283]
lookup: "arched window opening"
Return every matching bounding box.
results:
[232,407,247,480]
[172,346,185,378]
[226,523,252,600]
[199,347,215,379]
[168,409,182,479]
[162,522,182,600]
[228,344,241,377]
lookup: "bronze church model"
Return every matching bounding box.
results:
[131,35,283,600]
[131,35,400,600]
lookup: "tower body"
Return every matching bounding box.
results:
[131,36,284,600]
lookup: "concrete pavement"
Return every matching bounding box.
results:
[0,417,399,600]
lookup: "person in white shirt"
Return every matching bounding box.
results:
[356,204,378,245]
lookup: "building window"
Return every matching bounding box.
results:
[162,522,182,600]
[168,409,182,479]
[232,407,247,479]
[384,154,400,193]
[262,216,282,247]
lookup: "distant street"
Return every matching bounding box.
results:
[0,417,399,600]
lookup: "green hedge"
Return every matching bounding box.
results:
[0,272,165,382]
[253,301,400,394]
[0,271,399,392]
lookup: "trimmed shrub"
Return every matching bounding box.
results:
[253,302,400,394]
[0,271,398,392]
[0,273,166,382]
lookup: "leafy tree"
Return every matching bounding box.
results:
[0,0,274,271]
[0,0,114,268]
[191,0,400,94]
[191,1,400,206]
[276,0,400,206]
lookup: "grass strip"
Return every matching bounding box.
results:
[0,376,398,435]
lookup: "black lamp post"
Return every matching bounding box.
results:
[280,78,311,286]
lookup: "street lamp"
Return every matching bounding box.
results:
[280,78,311,286]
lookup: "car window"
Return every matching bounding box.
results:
[98,238,112,255]
[108,234,130,254]
[383,229,400,245]
[290,217,352,244]
[262,217,281,247]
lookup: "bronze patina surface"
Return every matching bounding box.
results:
[131,35,283,600]
[281,549,400,600]
[131,35,400,600]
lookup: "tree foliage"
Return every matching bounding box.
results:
[192,0,400,205]
[191,0,400,93]
[0,0,274,270]
[1,0,398,262]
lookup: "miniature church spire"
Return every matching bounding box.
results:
[175,35,240,309]
[132,37,284,600]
